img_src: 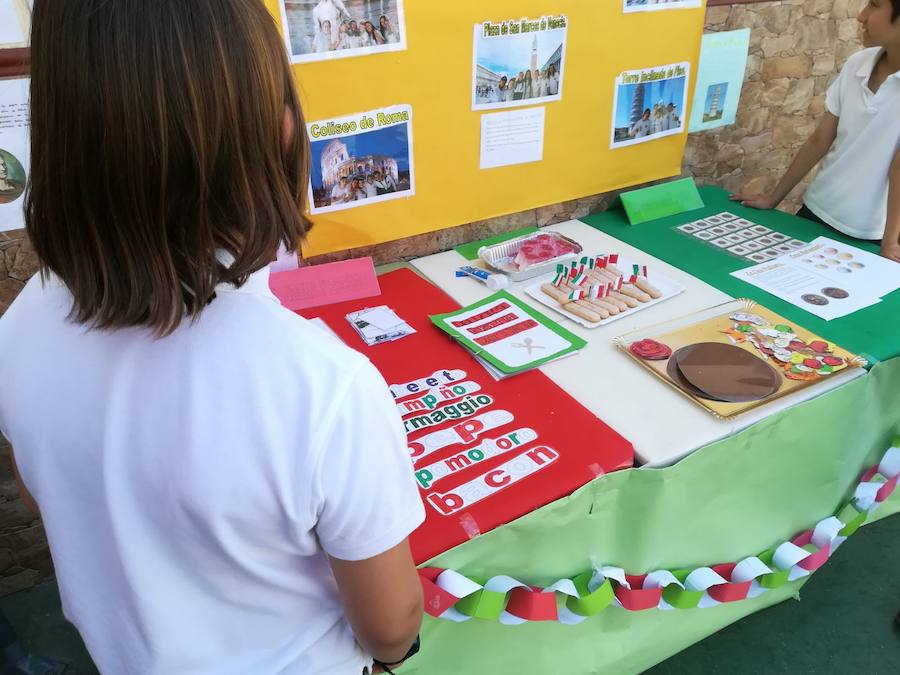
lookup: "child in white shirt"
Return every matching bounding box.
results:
[733,0,900,261]
[0,2,425,674]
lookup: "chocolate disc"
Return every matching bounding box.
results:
[674,342,782,403]
[666,354,729,402]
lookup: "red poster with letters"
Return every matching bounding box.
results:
[301,269,633,564]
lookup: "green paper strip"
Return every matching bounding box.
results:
[757,550,791,589]
[662,569,703,609]
[455,589,507,620]
[566,573,614,617]
[836,502,867,537]
[454,227,539,261]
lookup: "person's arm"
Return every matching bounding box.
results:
[731,112,839,209]
[9,449,38,515]
[881,148,900,262]
[329,540,423,666]
[312,360,427,668]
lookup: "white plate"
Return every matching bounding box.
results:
[523,257,687,329]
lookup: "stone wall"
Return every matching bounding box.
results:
[0,0,869,595]
[689,0,866,212]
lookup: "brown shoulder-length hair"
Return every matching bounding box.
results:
[26,0,311,336]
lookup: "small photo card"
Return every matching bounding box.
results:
[710,236,733,248]
[747,251,771,263]
[743,239,766,252]
[728,244,751,256]
[756,248,782,260]
[695,230,716,241]
[690,219,716,230]
[347,305,416,346]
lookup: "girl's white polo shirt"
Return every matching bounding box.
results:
[0,268,425,674]
[804,47,900,240]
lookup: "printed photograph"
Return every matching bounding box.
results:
[279,0,405,64]
[0,149,25,205]
[472,16,567,111]
[703,82,728,123]
[611,63,689,148]
[623,0,701,12]
[308,106,414,214]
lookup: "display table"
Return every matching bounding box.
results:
[396,217,899,675]
[411,221,863,467]
[583,185,900,364]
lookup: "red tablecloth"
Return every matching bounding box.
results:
[302,269,634,563]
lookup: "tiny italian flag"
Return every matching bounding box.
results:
[572,272,590,286]
[588,283,609,300]
[568,288,585,301]
[608,254,620,265]
[552,265,566,287]
[595,255,609,269]
[632,264,648,278]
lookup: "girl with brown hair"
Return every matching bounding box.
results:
[0,1,424,673]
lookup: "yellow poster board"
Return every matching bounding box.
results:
[265,1,707,256]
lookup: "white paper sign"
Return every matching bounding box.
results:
[781,237,900,300]
[731,259,880,321]
[0,0,27,46]
[480,107,545,170]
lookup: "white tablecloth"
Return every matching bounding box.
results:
[410,221,863,466]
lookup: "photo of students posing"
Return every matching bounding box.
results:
[282,0,404,62]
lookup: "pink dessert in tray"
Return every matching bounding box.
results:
[514,233,580,271]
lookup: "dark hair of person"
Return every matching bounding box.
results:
[893,0,900,21]
[26,0,311,337]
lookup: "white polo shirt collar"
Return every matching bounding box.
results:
[214,250,279,303]
[855,49,900,106]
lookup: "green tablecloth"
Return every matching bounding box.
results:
[582,186,900,364]
[403,358,900,675]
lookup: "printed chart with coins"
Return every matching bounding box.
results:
[615,299,865,419]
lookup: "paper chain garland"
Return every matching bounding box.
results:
[418,439,900,624]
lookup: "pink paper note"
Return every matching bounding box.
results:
[269,257,381,311]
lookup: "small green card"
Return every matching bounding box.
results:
[430,291,586,375]
[454,227,539,261]
[620,177,705,225]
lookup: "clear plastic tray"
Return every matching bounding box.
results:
[478,231,583,282]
